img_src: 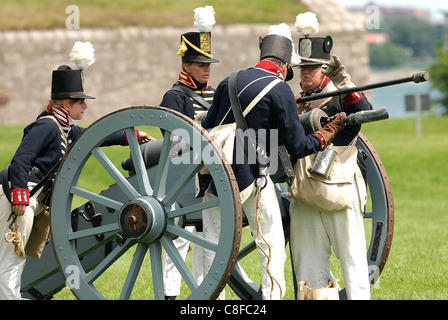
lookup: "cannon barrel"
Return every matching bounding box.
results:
[121,137,191,172]
[299,107,389,135]
[343,107,389,125]
[121,139,164,172]
[296,71,429,103]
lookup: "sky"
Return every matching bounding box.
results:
[336,0,448,22]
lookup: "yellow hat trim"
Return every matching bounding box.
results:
[177,35,214,59]
[177,40,188,56]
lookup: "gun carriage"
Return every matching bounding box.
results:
[18,104,393,300]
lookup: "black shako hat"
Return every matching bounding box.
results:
[296,36,333,66]
[260,34,293,64]
[51,65,95,100]
[177,32,220,63]
[259,34,294,81]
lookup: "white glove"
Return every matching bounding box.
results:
[194,110,208,123]
[321,54,356,91]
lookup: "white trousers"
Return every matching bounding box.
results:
[0,183,43,300]
[202,178,286,300]
[289,180,371,300]
[162,226,204,297]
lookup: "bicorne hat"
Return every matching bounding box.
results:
[51,65,95,100]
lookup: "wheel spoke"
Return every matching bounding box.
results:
[152,132,173,199]
[68,223,119,240]
[165,225,218,252]
[91,147,141,200]
[119,243,148,300]
[125,127,153,196]
[70,186,123,211]
[162,162,203,207]
[160,236,197,291]
[85,240,136,284]
[166,198,219,219]
[149,242,164,300]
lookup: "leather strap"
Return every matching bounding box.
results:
[228,71,281,178]
[169,85,211,110]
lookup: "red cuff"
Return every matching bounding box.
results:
[344,92,363,105]
[11,188,30,205]
[313,132,325,151]
[123,129,141,146]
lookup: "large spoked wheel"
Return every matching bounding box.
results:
[51,106,242,300]
[227,133,394,299]
[359,133,394,285]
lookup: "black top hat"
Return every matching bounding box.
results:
[260,34,293,64]
[51,65,95,100]
[259,34,294,81]
[177,32,220,63]
[296,36,333,67]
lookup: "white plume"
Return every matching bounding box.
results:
[291,43,302,65]
[194,6,216,32]
[69,41,95,70]
[268,23,293,41]
[268,23,300,65]
[295,12,319,37]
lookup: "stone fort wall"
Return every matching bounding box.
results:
[0,0,368,125]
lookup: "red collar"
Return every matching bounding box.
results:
[255,60,285,81]
[177,71,209,90]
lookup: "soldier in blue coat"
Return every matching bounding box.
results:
[199,24,346,300]
[160,6,221,300]
[159,31,219,121]
[0,61,149,300]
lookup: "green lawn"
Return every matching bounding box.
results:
[1,114,447,300]
[361,116,448,300]
[0,0,307,30]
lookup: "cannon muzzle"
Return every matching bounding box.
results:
[343,107,389,125]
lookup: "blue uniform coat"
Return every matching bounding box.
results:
[199,65,322,195]
[2,110,128,191]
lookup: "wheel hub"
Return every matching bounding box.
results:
[118,196,166,243]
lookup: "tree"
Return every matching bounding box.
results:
[383,18,440,60]
[429,41,448,114]
[428,13,448,115]
[369,43,408,69]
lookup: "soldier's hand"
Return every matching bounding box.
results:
[321,55,355,92]
[295,92,308,114]
[12,204,26,217]
[317,112,346,148]
[138,131,155,143]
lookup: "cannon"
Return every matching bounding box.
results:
[20,106,393,300]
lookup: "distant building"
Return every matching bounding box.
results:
[365,32,389,44]
[346,2,434,24]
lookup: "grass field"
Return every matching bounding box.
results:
[0,0,307,30]
[0,114,447,300]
